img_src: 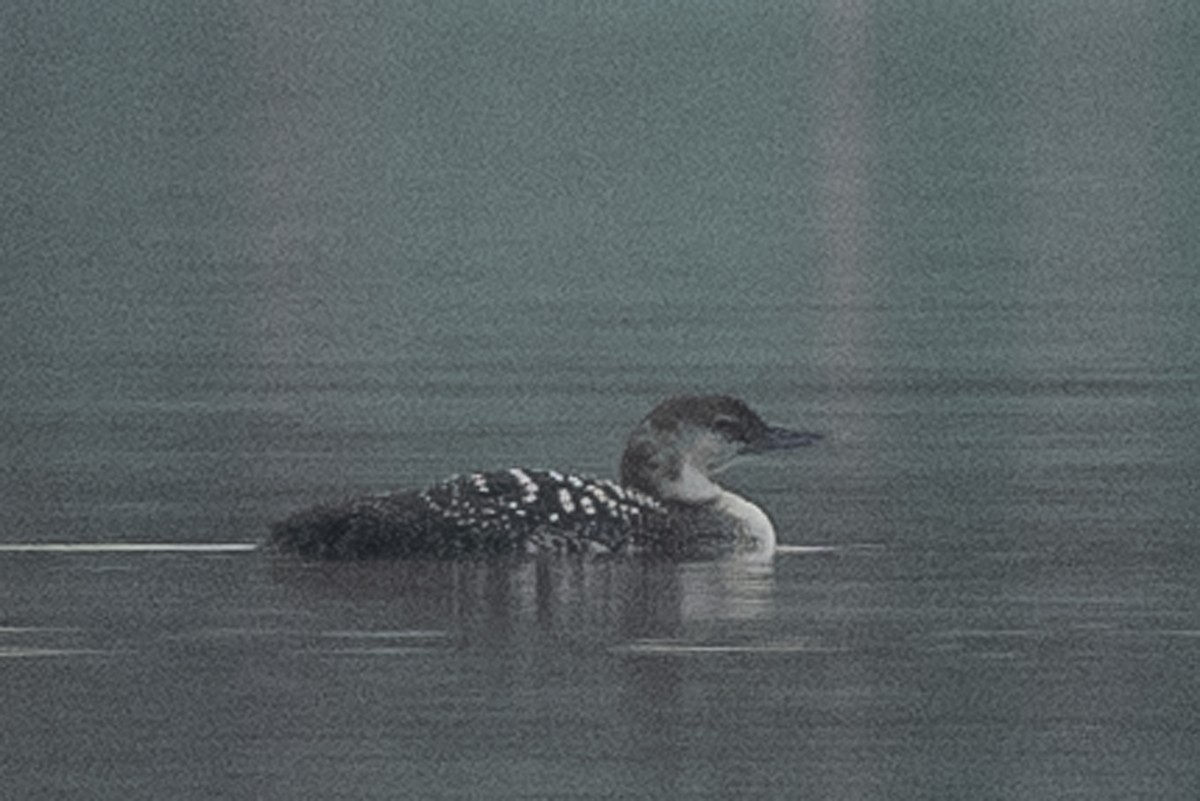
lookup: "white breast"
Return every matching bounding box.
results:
[712,490,777,560]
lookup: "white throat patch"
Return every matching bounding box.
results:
[660,461,723,503]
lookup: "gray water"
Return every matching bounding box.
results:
[3,2,1200,798]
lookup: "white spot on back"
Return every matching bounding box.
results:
[558,488,576,514]
[509,467,540,503]
[512,469,536,491]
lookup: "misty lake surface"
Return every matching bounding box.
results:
[3,2,1200,798]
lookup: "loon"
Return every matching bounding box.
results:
[269,394,822,560]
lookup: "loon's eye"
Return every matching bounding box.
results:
[711,415,743,439]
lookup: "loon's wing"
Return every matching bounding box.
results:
[268,491,441,559]
[269,469,671,560]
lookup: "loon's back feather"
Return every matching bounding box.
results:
[269,468,734,560]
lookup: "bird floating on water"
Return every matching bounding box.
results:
[269,394,822,560]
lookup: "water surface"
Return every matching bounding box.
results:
[3,2,1199,797]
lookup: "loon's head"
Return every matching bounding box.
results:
[618,395,822,503]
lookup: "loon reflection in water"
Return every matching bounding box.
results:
[270,395,822,560]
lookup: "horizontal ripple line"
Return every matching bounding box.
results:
[0,543,259,553]
[775,544,885,555]
[774,545,842,554]
[613,639,845,655]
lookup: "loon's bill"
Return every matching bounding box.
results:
[742,426,824,453]
[270,394,823,560]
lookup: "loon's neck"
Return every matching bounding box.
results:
[661,461,722,503]
[622,447,778,557]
